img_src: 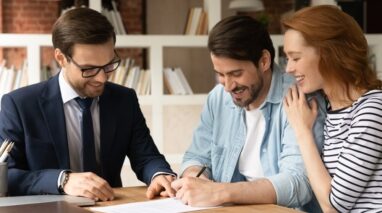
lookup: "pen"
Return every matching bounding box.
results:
[195,166,207,177]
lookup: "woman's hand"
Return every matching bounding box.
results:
[283,84,318,137]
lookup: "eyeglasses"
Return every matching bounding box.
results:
[67,52,121,78]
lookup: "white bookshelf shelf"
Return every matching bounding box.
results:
[1,32,382,186]
[1,33,382,150]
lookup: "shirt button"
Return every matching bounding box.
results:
[262,149,267,153]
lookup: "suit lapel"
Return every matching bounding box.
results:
[39,75,70,168]
[99,84,117,169]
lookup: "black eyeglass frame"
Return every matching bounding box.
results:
[66,51,121,78]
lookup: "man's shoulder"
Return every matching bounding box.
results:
[105,82,134,92]
[208,84,231,99]
[0,80,53,112]
[103,82,138,101]
[207,84,233,106]
[7,80,50,100]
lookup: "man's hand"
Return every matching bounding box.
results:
[181,166,209,180]
[63,172,114,201]
[171,177,224,207]
[146,174,176,199]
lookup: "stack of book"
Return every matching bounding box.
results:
[109,58,151,95]
[101,1,126,35]
[61,1,127,35]
[163,67,193,95]
[184,7,208,35]
[0,59,28,100]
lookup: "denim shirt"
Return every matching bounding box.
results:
[181,65,326,208]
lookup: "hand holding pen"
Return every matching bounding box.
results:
[0,139,14,163]
[196,165,207,178]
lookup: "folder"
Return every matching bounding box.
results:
[0,201,91,213]
[0,194,95,207]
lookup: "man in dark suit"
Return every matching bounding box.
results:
[0,8,176,201]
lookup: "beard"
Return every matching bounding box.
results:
[231,78,264,109]
[72,81,105,98]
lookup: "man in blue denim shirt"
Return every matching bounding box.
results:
[171,16,325,210]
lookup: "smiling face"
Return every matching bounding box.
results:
[55,39,116,98]
[211,53,271,110]
[283,29,324,94]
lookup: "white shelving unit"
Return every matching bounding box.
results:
[0,34,51,85]
[1,33,382,149]
[1,33,382,185]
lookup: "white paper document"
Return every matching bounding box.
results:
[91,198,219,213]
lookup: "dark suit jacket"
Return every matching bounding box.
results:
[0,75,174,195]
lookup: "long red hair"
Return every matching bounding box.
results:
[283,5,382,99]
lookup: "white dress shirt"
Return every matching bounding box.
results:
[58,71,101,172]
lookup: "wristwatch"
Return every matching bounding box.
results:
[58,170,70,194]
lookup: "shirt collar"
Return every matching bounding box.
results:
[264,64,287,105]
[59,70,80,104]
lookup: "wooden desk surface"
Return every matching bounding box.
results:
[90,186,300,213]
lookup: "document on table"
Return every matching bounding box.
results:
[90,198,219,213]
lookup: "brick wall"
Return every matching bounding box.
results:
[119,0,143,34]
[3,0,59,33]
[0,0,144,70]
[1,0,59,69]
[0,0,294,70]
[116,0,145,68]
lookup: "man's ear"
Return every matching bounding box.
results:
[54,48,67,68]
[259,49,271,72]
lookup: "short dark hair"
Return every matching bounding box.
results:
[208,15,275,69]
[52,7,116,57]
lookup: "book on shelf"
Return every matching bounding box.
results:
[196,10,208,35]
[184,7,208,35]
[1,66,12,95]
[0,59,28,99]
[112,58,130,85]
[136,69,151,95]
[14,60,28,90]
[130,66,141,91]
[101,0,127,35]
[142,70,151,95]
[174,67,193,95]
[163,67,193,95]
[62,1,127,34]
[108,58,150,95]
[111,0,126,34]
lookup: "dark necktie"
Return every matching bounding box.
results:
[75,97,99,174]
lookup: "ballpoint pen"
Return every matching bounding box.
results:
[195,166,207,178]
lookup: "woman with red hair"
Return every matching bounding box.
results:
[283,5,382,212]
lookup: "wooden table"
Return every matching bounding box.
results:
[90,186,300,213]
